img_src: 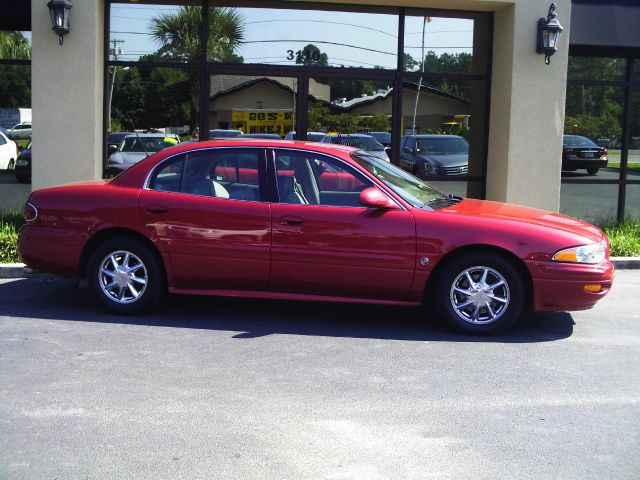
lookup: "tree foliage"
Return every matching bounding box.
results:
[0,32,31,108]
[564,57,627,142]
[308,105,390,133]
[150,6,244,62]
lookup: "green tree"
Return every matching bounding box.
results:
[0,32,31,108]
[150,6,244,130]
[295,44,329,67]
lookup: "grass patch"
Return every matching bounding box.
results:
[605,162,640,169]
[598,217,640,257]
[0,210,24,263]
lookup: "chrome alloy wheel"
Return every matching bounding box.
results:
[98,250,148,304]
[449,266,510,325]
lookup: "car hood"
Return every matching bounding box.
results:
[416,153,467,167]
[109,151,149,165]
[422,198,604,243]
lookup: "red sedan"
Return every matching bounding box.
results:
[18,140,614,334]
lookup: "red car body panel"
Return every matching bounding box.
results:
[18,140,614,313]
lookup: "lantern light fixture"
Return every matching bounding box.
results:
[47,0,72,45]
[537,3,564,65]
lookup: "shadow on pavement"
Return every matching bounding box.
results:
[0,277,574,343]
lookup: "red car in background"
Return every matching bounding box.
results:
[18,140,613,335]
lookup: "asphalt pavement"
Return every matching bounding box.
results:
[0,271,638,479]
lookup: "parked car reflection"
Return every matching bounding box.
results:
[562,135,608,176]
[399,134,469,177]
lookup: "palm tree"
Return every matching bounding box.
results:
[151,6,243,62]
[0,31,31,60]
[150,6,244,130]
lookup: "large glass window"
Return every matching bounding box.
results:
[109,2,202,63]
[209,4,398,69]
[106,3,492,198]
[564,55,638,224]
[209,74,298,138]
[108,65,197,138]
[403,12,489,75]
[0,30,31,206]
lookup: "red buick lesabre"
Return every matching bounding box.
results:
[18,140,614,334]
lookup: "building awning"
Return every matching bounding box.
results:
[570,0,640,53]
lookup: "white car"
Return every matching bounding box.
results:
[7,123,32,140]
[0,131,19,170]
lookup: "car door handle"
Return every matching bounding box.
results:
[279,215,304,226]
[146,206,168,214]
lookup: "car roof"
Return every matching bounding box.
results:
[122,133,172,139]
[403,134,463,139]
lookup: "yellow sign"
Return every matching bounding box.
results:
[231,110,294,136]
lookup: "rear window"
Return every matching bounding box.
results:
[563,136,598,148]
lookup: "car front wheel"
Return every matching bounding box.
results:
[87,237,165,314]
[435,252,525,335]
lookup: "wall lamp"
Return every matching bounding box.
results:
[537,3,564,65]
[47,0,72,45]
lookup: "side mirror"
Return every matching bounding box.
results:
[358,187,399,210]
[402,147,412,153]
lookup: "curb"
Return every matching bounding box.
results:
[1,258,639,279]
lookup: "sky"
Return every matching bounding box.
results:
[109,3,474,69]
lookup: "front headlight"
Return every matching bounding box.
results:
[552,240,607,264]
[16,159,28,167]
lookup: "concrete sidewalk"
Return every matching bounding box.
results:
[0,258,638,279]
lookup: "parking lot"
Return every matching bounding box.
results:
[0,271,638,479]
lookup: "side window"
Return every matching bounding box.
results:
[149,148,264,201]
[0,135,6,146]
[274,150,370,207]
[148,155,184,193]
[185,148,263,201]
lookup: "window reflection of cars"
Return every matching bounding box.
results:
[322,133,390,162]
[0,130,19,170]
[107,131,135,158]
[284,131,329,142]
[208,129,243,138]
[106,133,180,178]
[400,134,469,177]
[367,131,391,148]
[562,135,608,176]
[7,123,32,140]
[14,141,31,183]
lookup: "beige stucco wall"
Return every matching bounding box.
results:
[30,0,570,212]
[31,0,104,190]
[485,1,570,210]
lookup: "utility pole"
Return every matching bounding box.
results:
[106,39,125,132]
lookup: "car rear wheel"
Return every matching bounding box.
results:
[434,252,525,335]
[87,237,165,314]
[7,159,14,170]
[586,167,599,175]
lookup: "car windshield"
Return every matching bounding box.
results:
[563,135,598,148]
[416,137,468,155]
[119,136,172,153]
[331,136,384,151]
[351,152,458,209]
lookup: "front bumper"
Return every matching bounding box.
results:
[528,259,614,312]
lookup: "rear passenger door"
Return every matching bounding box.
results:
[138,147,272,290]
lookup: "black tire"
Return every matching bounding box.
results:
[7,159,14,170]
[434,252,525,335]
[586,167,599,175]
[15,175,29,184]
[87,236,166,314]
